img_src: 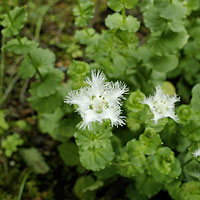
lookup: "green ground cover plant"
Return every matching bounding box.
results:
[1,0,200,199]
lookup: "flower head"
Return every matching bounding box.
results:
[140,85,180,124]
[64,70,128,129]
[193,148,200,158]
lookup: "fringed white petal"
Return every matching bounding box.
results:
[64,70,128,130]
[140,85,180,124]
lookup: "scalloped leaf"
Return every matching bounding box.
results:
[135,174,162,198]
[28,91,62,113]
[1,6,27,37]
[143,6,166,32]
[4,37,39,54]
[105,13,140,32]
[75,124,114,171]
[126,139,147,174]
[29,68,64,98]
[73,1,94,27]
[153,147,175,175]
[18,48,55,79]
[156,1,187,20]
[79,143,114,171]
[139,128,162,155]
[116,148,138,177]
[73,176,103,199]
[147,54,179,72]
[191,83,200,111]
[180,181,200,200]
[58,142,79,166]
[147,29,189,54]
[148,156,182,183]
[107,0,138,11]
[38,107,64,134]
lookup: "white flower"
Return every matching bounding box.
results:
[64,70,128,130]
[140,85,180,124]
[193,148,200,158]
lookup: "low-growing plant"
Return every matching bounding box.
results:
[1,0,200,199]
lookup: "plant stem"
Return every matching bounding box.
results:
[0,35,6,108]
[84,27,91,37]
[35,0,56,41]
[122,0,126,22]
[122,7,126,22]
[2,74,19,104]
[76,0,82,13]
[17,171,30,200]
[3,1,43,81]
[27,53,43,81]
[3,0,13,23]
[76,0,91,37]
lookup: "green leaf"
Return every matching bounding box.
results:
[184,160,200,181]
[186,0,200,11]
[115,29,139,49]
[75,28,96,45]
[73,176,103,199]
[177,105,196,124]
[120,15,140,32]
[105,13,123,29]
[58,117,80,139]
[18,48,55,79]
[105,13,140,32]
[126,184,148,200]
[38,108,64,134]
[107,0,138,11]
[73,1,94,27]
[75,124,113,150]
[125,0,138,9]
[116,148,138,177]
[1,6,27,37]
[179,58,200,85]
[68,60,89,82]
[79,144,114,172]
[126,139,147,174]
[94,165,117,179]
[29,68,64,98]
[147,54,179,72]
[74,124,114,171]
[1,133,23,157]
[107,0,123,11]
[125,90,145,112]
[148,29,189,54]
[4,37,39,54]
[179,181,200,200]
[135,174,162,198]
[58,142,79,166]
[148,156,181,183]
[20,148,50,174]
[143,6,166,32]
[156,1,187,20]
[28,91,62,113]
[191,84,200,111]
[168,19,184,32]
[139,128,162,155]
[154,0,170,9]
[154,147,175,175]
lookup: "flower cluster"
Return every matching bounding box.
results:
[64,70,128,129]
[140,85,180,124]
